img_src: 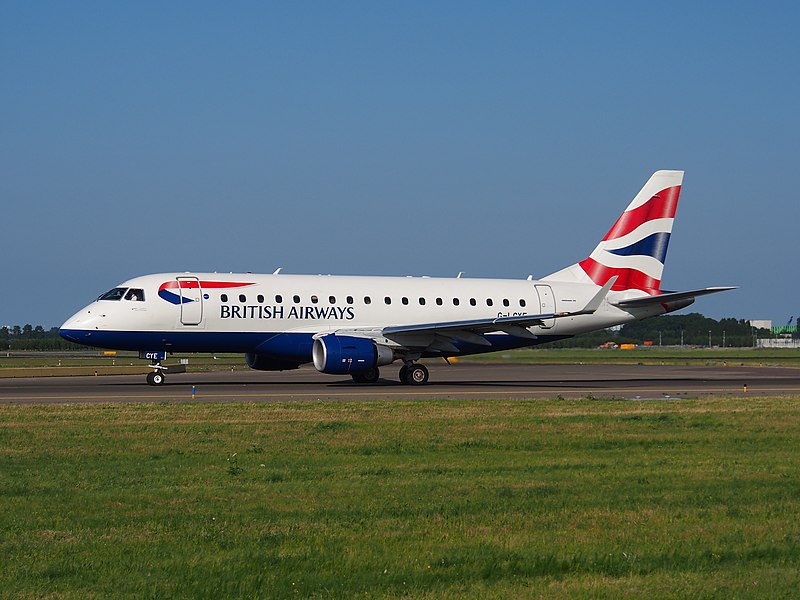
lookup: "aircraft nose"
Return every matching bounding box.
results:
[59,327,81,343]
[60,312,85,342]
[59,306,100,343]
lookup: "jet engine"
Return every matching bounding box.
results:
[245,353,302,371]
[312,335,394,375]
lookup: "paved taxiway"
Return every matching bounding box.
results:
[2,363,800,403]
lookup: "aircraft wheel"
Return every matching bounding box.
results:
[352,367,379,384]
[398,365,409,384]
[147,371,165,386]
[404,364,429,385]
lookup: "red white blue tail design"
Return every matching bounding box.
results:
[544,170,684,295]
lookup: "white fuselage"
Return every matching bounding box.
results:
[60,272,658,362]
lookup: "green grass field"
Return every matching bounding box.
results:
[2,396,799,598]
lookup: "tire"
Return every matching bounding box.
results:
[404,364,429,385]
[361,367,380,383]
[351,367,379,384]
[147,371,165,386]
[398,365,409,384]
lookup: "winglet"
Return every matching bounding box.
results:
[575,276,617,315]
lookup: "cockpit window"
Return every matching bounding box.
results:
[98,288,127,301]
[125,288,145,302]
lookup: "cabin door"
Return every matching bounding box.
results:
[177,277,203,325]
[534,284,556,329]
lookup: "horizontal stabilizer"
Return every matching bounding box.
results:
[613,286,737,308]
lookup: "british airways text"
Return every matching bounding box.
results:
[220,305,355,320]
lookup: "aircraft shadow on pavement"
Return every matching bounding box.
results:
[111,376,719,390]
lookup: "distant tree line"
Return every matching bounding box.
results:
[0,325,83,350]
[0,313,777,351]
[551,313,771,348]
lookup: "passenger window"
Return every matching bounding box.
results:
[125,289,144,301]
[520,299,527,307]
[257,294,264,303]
[384,297,391,305]
[364,296,372,304]
[453,298,460,306]
[99,288,127,301]
[503,299,510,307]
[486,299,494,307]
[329,296,336,304]
[346,296,354,304]
[436,298,443,306]
[419,297,426,306]
[311,295,318,304]
[470,298,477,306]
[275,294,283,303]
[293,295,300,304]
[402,297,409,305]
[221,294,228,303]
[239,294,247,303]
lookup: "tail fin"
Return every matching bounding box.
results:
[543,170,684,295]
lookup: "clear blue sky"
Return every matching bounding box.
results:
[2,2,798,327]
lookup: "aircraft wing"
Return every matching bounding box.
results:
[377,277,617,352]
[612,286,737,308]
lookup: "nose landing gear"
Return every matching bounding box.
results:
[146,369,166,386]
[140,351,169,386]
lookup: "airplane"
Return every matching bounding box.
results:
[60,170,735,386]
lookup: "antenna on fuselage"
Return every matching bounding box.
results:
[457,272,464,279]
[273,267,283,275]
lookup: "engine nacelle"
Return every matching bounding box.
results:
[312,335,394,375]
[245,353,302,371]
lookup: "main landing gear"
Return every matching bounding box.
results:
[349,363,430,385]
[399,363,429,385]
[351,366,380,384]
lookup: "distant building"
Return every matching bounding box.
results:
[748,319,772,329]
[758,338,800,348]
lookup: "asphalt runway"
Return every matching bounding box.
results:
[2,362,800,404]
